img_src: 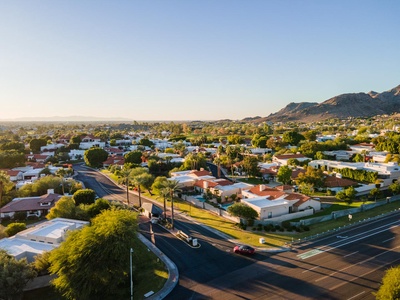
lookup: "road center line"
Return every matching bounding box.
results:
[382,237,395,243]
[316,245,400,283]
[302,265,319,273]
[344,251,359,258]
[347,291,365,300]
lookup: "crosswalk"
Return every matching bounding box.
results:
[297,248,324,260]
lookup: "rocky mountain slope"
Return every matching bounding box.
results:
[261,84,400,123]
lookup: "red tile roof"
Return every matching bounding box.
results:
[324,176,358,188]
[190,170,212,177]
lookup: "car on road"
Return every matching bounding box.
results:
[233,245,255,255]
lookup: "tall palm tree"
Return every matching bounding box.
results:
[159,187,170,220]
[0,171,10,207]
[161,179,181,230]
[55,168,67,195]
[120,168,132,206]
[132,174,147,208]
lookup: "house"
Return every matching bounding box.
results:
[103,155,125,168]
[170,169,215,189]
[0,218,88,262]
[79,135,105,149]
[240,185,320,220]
[309,160,400,187]
[0,189,62,219]
[273,154,310,166]
[323,174,359,192]
[26,153,51,163]
[0,169,23,182]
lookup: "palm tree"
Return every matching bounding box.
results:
[161,179,181,230]
[159,187,170,220]
[55,168,67,195]
[120,168,132,206]
[132,174,146,208]
[0,171,11,207]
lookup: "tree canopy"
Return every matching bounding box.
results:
[0,249,37,300]
[375,265,400,300]
[124,150,143,164]
[84,147,108,168]
[49,209,139,300]
[227,203,258,221]
[277,165,292,185]
[73,189,96,205]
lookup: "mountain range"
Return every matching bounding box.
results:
[258,84,400,123]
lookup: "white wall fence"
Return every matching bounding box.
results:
[291,195,400,227]
[253,209,314,226]
[184,196,240,223]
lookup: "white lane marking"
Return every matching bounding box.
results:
[319,223,400,254]
[302,265,319,274]
[314,220,400,251]
[344,251,359,258]
[316,245,400,283]
[347,291,365,300]
[382,237,395,243]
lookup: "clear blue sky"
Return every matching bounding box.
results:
[1,1,399,121]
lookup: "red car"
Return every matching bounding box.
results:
[233,245,255,255]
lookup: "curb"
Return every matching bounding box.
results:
[137,233,179,300]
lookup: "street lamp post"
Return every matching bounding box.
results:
[130,248,134,300]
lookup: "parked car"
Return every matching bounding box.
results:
[233,245,255,255]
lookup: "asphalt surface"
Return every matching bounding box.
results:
[73,164,400,300]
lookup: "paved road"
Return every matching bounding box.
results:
[73,165,399,299]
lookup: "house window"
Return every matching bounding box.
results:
[268,212,272,218]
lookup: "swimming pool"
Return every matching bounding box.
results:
[194,195,206,202]
[220,203,233,210]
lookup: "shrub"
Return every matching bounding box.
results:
[5,223,27,236]
[247,219,255,227]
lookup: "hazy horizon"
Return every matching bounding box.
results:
[1,1,399,121]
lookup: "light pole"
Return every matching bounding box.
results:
[130,248,133,300]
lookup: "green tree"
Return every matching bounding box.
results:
[0,249,37,300]
[161,179,181,229]
[5,223,27,237]
[84,147,108,168]
[227,203,258,224]
[352,153,364,162]
[389,182,400,195]
[375,265,400,300]
[130,167,150,207]
[296,166,324,189]
[277,165,292,185]
[0,150,26,169]
[18,175,63,197]
[282,131,305,146]
[242,156,259,177]
[138,138,154,147]
[119,167,133,205]
[33,251,52,276]
[84,198,111,219]
[29,138,47,153]
[0,171,12,207]
[370,187,381,201]
[124,150,143,164]
[46,196,77,220]
[151,176,168,196]
[49,209,138,300]
[303,130,317,142]
[73,189,96,205]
